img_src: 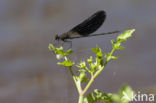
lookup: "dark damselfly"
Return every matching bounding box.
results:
[55,10,119,45]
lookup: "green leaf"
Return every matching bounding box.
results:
[91,46,103,57]
[49,44,57,53]
[79,72,89,83]
[84,93,95,103]
[87,56,93,64]
[119,85,134,102]
[77,69,86,72]
[49,43,73,56]
[77,61,91,73]
[111,56,118,60]
[111,40,125,49]
[107,55,118,61]
[77,61,86,69]
[109,94,120,102]
[49,44,55,50]
[117,29,135,42]
[109,85,135,103]
[116,46,125,49]
[57,60,74,67]
[64,49,73,55]
[90,60,98,71]
[113,42,121,49]
[99,65,104,70]
[111,40,116,46]
[93,89,112,102]
[84,89,112,103]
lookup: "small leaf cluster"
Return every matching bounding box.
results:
[107,29,135,61]
[77,46,104,77]
[109,85,134,103]
[84,89,112,103]
[84,85,134,103]
[111,29,135,49]
[49,44,74,66]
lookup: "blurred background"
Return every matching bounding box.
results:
[0,0,156,103]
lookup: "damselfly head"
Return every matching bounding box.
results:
[55,34,60,41]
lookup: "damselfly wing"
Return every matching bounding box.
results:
[55,10,119,42]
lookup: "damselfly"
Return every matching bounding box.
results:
[55,10,119,42]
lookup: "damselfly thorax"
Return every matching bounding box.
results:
[55,31,83,41]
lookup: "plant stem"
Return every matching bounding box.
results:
[78,95,84,103]
[82,76,94,95]
[82,66,105,95]
[69,67,82,93]
[109,48,115,58]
